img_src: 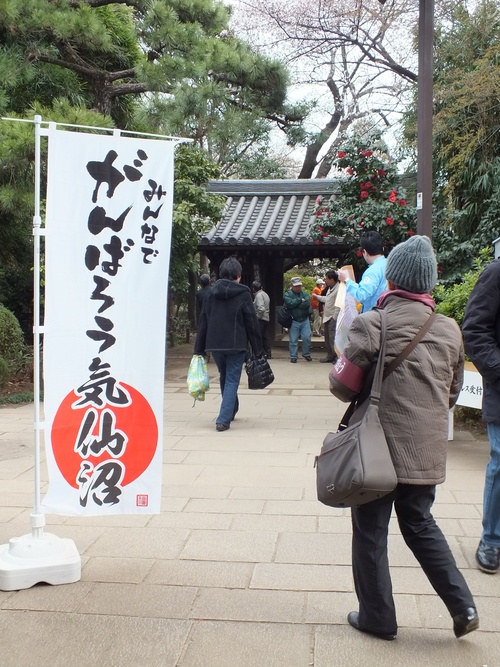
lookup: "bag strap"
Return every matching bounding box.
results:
[383,312,437,380]
[338,311,386,427]
[337,310,436,429]
[368,309,387,403]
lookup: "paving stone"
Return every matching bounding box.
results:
[2,580,95,612]
[251,562,353,592]
[264,499,338,516]
[274,532,352,565]
[149,511,232,530]
[183,451,308,467]
[161,484,231,499]
[81,556,154,583]
[313,623,500,667]
[184,498,265,515]
[0,610,191,667]
[180,530,277,562]
[146,559,254,588]
[179,620,312,667]
[79,582,197,619]
[231,513,316,533]
[190,587,305,623]
[229,487,302,501]
[172,437,300,453]
[85,526,189,559]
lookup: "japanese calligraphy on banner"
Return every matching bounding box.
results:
[43,129,174,515]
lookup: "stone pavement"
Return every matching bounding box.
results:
[0,344,499,667]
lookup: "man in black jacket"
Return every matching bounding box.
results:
[194,257,263,432]
[462,258,500,574]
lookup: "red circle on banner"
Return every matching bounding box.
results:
[51,383,158,489]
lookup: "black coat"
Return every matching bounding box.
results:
[194,279,263,356]
[462,259,500,424]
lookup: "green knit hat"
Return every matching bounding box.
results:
[385,235,437,293]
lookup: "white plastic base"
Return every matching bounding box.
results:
[0,532,81,591]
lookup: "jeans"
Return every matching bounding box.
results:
[211,350,246,426]
[352,484,475,633]
[482,422,500,547]
[288,319,311,359]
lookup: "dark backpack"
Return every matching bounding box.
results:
[277,305,293,328]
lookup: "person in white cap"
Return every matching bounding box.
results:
[283,277,312,363]
[310,278,325,336]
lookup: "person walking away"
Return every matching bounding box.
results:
[329,235,478,640]
[283,277,312,363]
[338,231,387,312]
[462,257,500,574]
[252,281,272,359]
[194,257,263,432]
[196,274,213,323]
[314,270,340,363]
[311,278,325,336]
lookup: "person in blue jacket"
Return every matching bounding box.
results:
[338,231,387,312]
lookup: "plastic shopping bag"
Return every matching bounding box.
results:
[187,354,210,403]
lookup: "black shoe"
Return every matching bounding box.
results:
[319,358,335,363]
[303,355,312,361]
[453,607,479,638]
[290,358,297,363]
[347,611,397,641]
[215,423,230,432]
[476,540,500,573]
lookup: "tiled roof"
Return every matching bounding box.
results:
[201,179,340,247]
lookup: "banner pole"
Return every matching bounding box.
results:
[0,115,81,590]
[31,114,44,534]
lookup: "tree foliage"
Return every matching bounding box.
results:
[229,0,420,178]
[432,0,500,238]
[0,0,299,334]
[309,133,417,269]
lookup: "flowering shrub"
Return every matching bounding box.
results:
[310,135,417,266]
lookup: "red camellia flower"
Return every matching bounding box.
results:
[317,226,323,232]
[400,222,404,226]
[386,217,394,226]
[356,249,363,258]
[346,167,353,175]
[398,199,407,206]
[360,181,371,190]
[408,231,415,236]
[315,239,323,245]
[359,221,365,227]
[315,196,323,205]
[361,150,373,157]
[388,190,397,202]
[377,169,386,178]
[337,151,347,158]
[360,191,369,199]
[314,210,323,216]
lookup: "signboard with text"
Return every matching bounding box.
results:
[43,129,174,515]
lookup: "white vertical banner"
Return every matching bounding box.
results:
[43,129,174,515]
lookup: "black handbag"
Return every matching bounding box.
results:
[246,354,275,390]
[315,310,436,508]
[277,305,293,329]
